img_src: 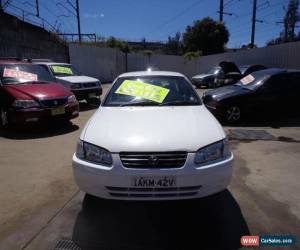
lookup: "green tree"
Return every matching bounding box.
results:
[106,36,130,52]
[267,0,299,45]
[164,32,183,55]
[182,17,229,55]
[284,0,299,40]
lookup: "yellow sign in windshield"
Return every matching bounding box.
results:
[115,80,170,103]
[52,66,73,74]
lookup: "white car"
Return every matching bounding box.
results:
[33,60,102,104]
[73,71,233,200]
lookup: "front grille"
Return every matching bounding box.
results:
[106,185,201,198]
[40,97,68,107]
[119,152,187,169]
[83,82,98,88]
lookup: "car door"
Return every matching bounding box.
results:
[286,73,300,114]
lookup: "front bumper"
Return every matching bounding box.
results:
[72,152,234,200]
[72,87,102,100]
[8,103,79,125]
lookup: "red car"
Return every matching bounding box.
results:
[0,59,79,128]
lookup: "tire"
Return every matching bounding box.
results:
[86,97,101,107]
[0,108,8,129]
[225,106,241,124]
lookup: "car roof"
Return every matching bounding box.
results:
[239,64,263,68]
[254,68,298,75]
[0,60,31,65]
[118,71,186,78]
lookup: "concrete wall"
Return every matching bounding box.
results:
[69,44,125,82]
[69,41,300,82]
[0,12,68,62]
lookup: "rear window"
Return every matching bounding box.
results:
[104,76,201,107]
[0,64,54,84]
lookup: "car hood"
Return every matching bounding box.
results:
[4,83,72,100]
[219,61,241,74]
[56,75,99,83]
[203,85,251,102]
[82,106,225,152]
[192,73,214,79]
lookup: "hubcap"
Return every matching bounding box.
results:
[226,106,241,122]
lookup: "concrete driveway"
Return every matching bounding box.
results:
[0,85,299,250]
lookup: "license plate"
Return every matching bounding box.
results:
[133,176,176,188]
[51,106,65,116]
[88,93,97,98]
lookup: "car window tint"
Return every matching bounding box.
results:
[266,74,289,92]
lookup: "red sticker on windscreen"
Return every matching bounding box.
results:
[240,74,255,85]
[3,68,38,81]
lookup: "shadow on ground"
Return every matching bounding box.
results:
[72,190,249,250]
[0,121,79,140]
[79,101,100,112]
[221,114,300,128]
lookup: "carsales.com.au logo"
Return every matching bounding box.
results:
[241,235,295,247]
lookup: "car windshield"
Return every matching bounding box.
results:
[207,67,221,74]
[234,70,271,90]
[50,64,80,77]
[104,76,201,107]
[0,64,55,84]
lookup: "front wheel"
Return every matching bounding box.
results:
[225,106,241,124]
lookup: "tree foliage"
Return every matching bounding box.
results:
[182,17,229,55]
[106,36,130,53]
[267,0,300,45]
[164,32,183,55]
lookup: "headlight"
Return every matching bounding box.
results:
[12,100,39,108]
[76,140,112,166]
[194,139,230,165]
[68,95,77,103]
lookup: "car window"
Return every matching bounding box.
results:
[264,74,290,93]
[104,76,201,106]
[50,64,81,77]
[0,64,55,84]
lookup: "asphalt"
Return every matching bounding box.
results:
[0,85,299,250]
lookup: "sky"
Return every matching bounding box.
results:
[5,0,297,48]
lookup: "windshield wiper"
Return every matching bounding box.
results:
[120,101,156,107]
[158,100,198,106]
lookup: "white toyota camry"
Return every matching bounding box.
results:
[72,71,234,200]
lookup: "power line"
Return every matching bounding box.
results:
[145,0,205,37]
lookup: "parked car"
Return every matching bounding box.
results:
[202,68,300,123]
[32,60,102,104]
[239,64,267,76]
[192,62,267,89]
[72,71,233,200]
[192,61,241,88]
[0,59,79,128]
[191,66,221,88]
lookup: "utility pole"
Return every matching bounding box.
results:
[35,0,39,17]
[75,0,81,43]
[219,0,224,22]
[0,0,3,11]
[251,0,257,47]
